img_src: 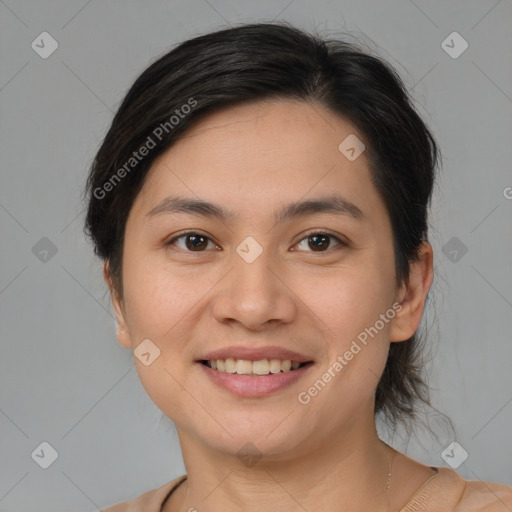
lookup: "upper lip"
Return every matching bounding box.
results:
[198,346,314,363]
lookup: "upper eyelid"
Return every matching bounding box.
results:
[166,230,219,246]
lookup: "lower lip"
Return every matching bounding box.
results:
[197,362,314,398]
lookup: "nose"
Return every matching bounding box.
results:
[209,242,297,332]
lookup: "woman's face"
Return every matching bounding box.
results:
[110,99,424,460]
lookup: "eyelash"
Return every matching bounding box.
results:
[165,230,348,254]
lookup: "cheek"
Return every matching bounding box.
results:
[121,258,204,419]
[297,268,393,419]
[317,263,395,401]
[122,253,200,338]
[295,260,395,345]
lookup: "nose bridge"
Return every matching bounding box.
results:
[211,235,296,328]
[233,235,278,308]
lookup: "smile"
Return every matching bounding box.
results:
[201,358,309,376]
[198,359,315,397]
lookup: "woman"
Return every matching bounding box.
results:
[84,22,512,512]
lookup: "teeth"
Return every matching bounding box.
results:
[236,359,252,374]
[205,358,305,375]
[269,359,281,373]
[253,359,270,375]
[224,358,236,374]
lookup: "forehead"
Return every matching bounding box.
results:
[130,98,388,230]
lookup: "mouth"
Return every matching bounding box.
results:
[199,358,314,376]
[197,357,315,397]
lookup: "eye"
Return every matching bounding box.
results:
[293,231,347,252]
[165,230,347,253]
[166,232,219,252]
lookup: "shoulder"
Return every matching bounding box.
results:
[402,467,512,512]
[459,475,512,511]
[101,475,187,512]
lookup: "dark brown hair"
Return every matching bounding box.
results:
[84,22,439,431]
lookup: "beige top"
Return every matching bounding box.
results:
[101,467,512,511]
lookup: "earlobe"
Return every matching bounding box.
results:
[389,241,434,343]
[115,322,131,349]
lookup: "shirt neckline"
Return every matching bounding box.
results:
[160,475,188,511]
[398,466,440,511]
[160,468,441,511]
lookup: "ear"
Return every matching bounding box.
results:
[389,241,434,343]
[103,261,131,349]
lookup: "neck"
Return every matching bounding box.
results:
[166,419,397,512]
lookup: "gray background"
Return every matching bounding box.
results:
[1,0,511,510]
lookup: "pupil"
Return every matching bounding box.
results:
[309,234,328,251]
[186,235,208,251]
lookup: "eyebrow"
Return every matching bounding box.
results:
[145,194,366,225]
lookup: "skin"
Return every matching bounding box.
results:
[105,98,435,511]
